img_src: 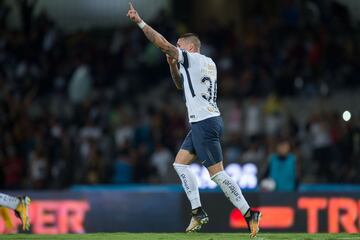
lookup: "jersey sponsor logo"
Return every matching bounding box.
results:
[190,115,195,119]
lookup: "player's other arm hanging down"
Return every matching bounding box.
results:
[166,55,182,90]
[126,2,179,60]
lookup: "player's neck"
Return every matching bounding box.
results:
[188,50,200,53]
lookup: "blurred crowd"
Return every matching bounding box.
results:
[0,0,359,190]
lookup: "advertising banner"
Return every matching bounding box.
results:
[0,191,182,234]
[2,190,360,234]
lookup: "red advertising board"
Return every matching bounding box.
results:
[229,197,360,233]
[194,192,360,233]
[0,191,182,233]
[0,200,89,234]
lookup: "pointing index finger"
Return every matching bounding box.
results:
[129,2,134,10]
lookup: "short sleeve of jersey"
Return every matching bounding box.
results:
[177,48,189,68]
[177,48,184,63]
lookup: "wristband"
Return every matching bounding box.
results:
[137,21,146,29]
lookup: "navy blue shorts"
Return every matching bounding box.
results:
[181,116,224,168]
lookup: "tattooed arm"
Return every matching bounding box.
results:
[127,2,179,60]
[166,55,182,90]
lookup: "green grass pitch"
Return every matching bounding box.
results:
[1,233,359,240]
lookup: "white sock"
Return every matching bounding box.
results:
[211,171,250,215]
[173,163,202,210]
[0,193,20,210]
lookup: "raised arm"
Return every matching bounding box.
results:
[127,2,178,60]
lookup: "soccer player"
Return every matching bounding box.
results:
[0,193,30,231]
[127,3,261,237]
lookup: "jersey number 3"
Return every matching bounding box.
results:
[201,77,217,105]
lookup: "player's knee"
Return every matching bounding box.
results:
[207,161,224,177]
[174,152,186,166]
[174,154,183,165]
[173,157,188,165]
[174,149,194,165]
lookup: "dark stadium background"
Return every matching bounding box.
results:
[0,0,360,234]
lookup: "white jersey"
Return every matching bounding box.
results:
[177,48,220,123]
